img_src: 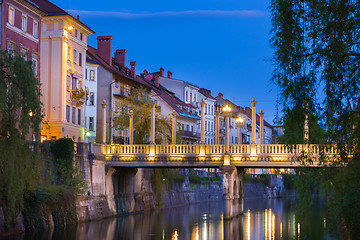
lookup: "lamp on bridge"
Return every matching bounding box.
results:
[222,105,232,155]
[236,116,244,144]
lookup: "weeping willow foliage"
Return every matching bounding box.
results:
[112,87,182,144]
[0,50,43,228]
[270,0,360,236]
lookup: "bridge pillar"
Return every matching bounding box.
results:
[251,98,257,144]
[221,166,244,219]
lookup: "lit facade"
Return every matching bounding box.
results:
[37,3,94,141]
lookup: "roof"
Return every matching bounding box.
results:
[31,0,94,33]
[244,107,272,128]
[199,88,216,100]
[87,46,154,89]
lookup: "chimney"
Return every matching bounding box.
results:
[167,70,172,79]
[155,75,159,86]
[160,67,164,77]
[97,36,113,65]
[144,69,148,75]
[115,49,127,67]
[130,61,136,78]
[218,93,223,98]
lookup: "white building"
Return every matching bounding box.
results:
[198,88,216,144]
[84,56,99,143]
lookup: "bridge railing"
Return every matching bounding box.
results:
[99,143,341,162]
[156,144,200,155]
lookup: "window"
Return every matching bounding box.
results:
[32,58,38,76]
[80,32,83,41]
[72,78,77,90]
[72,107,76,124]
[205,104,207,114]
[205,121,207,131]
[89,92,94,105]
[77,109,81,125]
[115,82,118,88]
[68,47,71,60]
[79,52,82,66]
[33,21,38,38]
[232,136,234,144]
[194,94,196,102]
[90,70,95,81]
[9,7,15,25]
[89,117,94,131]
[85,69,88,80]
[22,14,27,32]
[190,93,192,102]
[66,106,70,122]
[185,91,188,102]
[7,41,15,55]
[73,49,77,63]
[191,125,194,132]
[186,124,189,131]
[75,29,78,38]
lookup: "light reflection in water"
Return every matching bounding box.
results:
[19,198,338,240]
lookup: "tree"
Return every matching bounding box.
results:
[270,0,360,237]
[112,87,182,144]
[0,50,43,228]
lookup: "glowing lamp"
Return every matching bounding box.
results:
[29,110,33,117]
[222,105,232,113]
[67,26,73,31]
[236,116,244,124]
[86,131,91,137]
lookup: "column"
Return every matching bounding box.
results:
[251,98,257,144]
[238,125,242,144]
[200,99,206,143]
[129,110,134,145]
[215,106,220,144]
[172,111,177,144]
[304,113,309,144]
[259,110,264,144]
[102,100,107,143]
[150,102,156,144]
[225,113,230,152]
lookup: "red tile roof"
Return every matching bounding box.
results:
[87,45,154,89]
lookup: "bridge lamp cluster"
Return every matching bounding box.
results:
[222,105,232,113]
[236,116,244,124]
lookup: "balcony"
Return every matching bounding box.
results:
[71,88,87,106]
[179,130,200,141]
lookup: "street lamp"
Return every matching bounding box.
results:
[236,116,244,144]
[222,105,232,153]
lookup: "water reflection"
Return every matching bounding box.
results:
[14,198,338,240]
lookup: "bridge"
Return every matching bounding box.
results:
[92,143,339,168]
[82,142,341,219]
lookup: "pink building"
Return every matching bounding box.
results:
[0,0,45,77]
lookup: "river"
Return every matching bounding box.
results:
[10,197,339,240]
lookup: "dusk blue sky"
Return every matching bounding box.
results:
[52,0,278,124]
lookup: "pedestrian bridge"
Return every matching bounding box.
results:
[91,144,341,168]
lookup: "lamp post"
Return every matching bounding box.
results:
[222,105,232,153]
[235,116,244,144]
[129,110,134,145]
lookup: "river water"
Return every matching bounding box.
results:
[14,197,339,240]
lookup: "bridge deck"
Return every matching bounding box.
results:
[91,144,340,168]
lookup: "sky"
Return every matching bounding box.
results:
[52,0,278,124]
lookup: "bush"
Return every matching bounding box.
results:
[244,174,270,187]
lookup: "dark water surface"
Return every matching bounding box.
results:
[6,197,339,240]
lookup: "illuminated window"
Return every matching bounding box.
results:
[90,70,95,81]
[32,58,38,76]
[89,117,94,131]
[22,14,27,32]
[89,92,94,105]
[9,7,15,25]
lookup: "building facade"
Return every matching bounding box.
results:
[35,0,94,141]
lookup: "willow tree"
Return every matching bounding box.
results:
[112,87,181,144]
[270,0,360,236]
[0,50,43,228]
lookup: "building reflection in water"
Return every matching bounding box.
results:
[20,199,334,240]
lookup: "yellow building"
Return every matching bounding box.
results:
[36,1,94,141]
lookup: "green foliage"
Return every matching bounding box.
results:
[50,138,87,195]
[270,0,360,235]
[0,50,43,229]
[112,87,182,144]
[188,169,221,184]
[283,174,297,190]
